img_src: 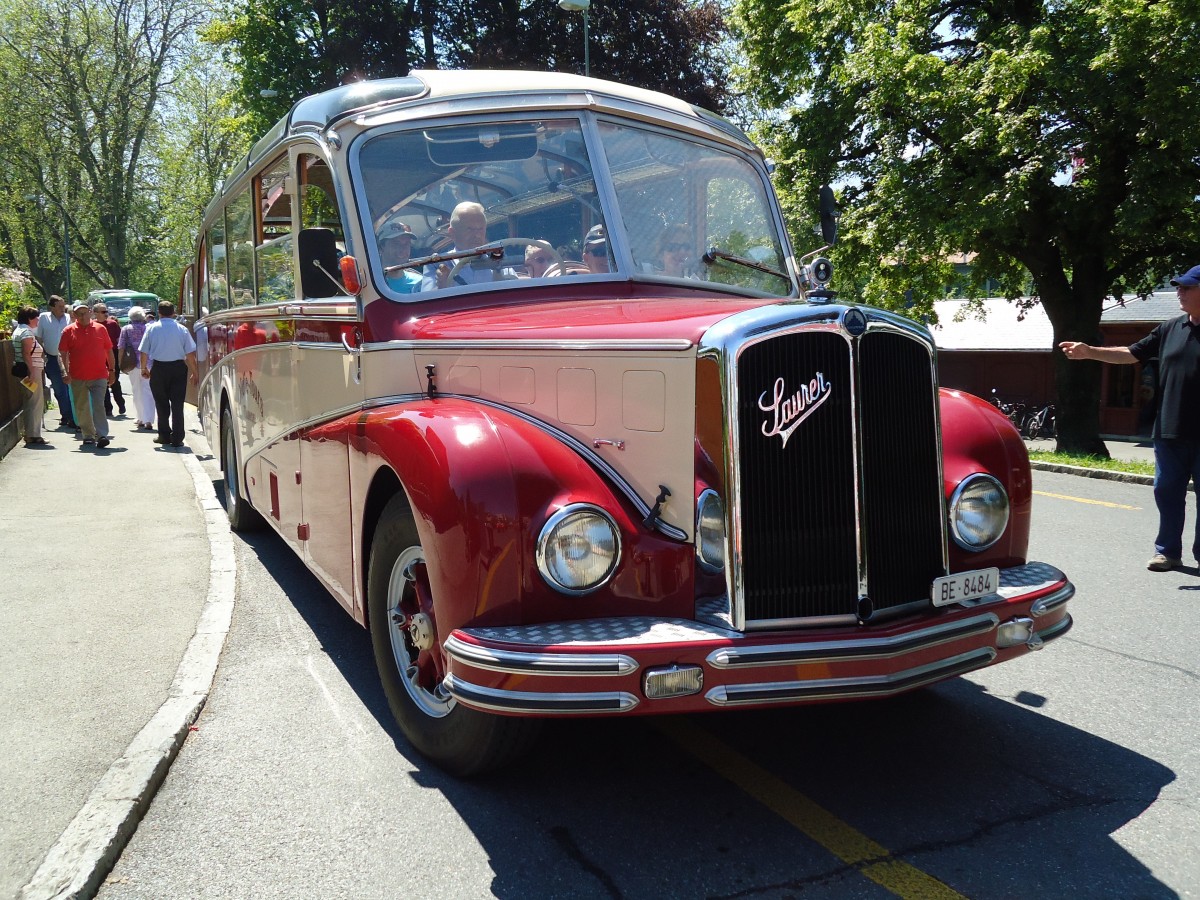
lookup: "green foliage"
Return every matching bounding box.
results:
[0,270,36,335]
[733,0,1200,451]
[207,0,731,131]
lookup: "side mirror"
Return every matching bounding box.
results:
[819,185,839,247]
[297,227,343,298]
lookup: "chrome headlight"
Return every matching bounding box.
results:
[950,474,1009,551]
[536,504,621,594]
[695,489,725,572]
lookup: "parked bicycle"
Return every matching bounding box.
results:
[1023,403,1057,440]
[989,390,1028,433]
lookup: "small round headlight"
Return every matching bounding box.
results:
[536,504,621,594]
[950,473,1010,551]
[696,489,725,572]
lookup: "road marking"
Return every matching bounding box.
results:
[1033,490,1140,510]
[656,718,966,899]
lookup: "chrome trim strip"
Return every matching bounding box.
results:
[444,635,639,676]
[1035,614,1073,643]
[362,338,695,352]
[443,674,639,714]
[708,612,1000,668]
[1030,582,1075,617]
[705,647,997,706]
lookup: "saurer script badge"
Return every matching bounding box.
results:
[759,373,832,448]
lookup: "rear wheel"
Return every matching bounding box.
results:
[221,406,263,531]
[368,494,540,775]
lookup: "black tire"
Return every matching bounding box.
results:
[221,405,264,532]
[1027,417,1042,441]
[368,494,541,775]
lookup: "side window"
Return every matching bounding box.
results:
[298,154,345,298]
[226,190,255,307]
[256,154,295,304]
[206,217,229,312]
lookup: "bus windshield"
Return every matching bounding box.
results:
[356,116,794,298]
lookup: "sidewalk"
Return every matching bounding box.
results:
[0,380,234,900]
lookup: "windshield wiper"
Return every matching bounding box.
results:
[388,244,506,274]
[701,246,789,283]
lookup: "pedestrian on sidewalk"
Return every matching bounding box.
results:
[11,306,48,446]
[92,302,126,417]
[1060,263,1200,572]
[59,302,116,449]
[119,306,154,430]
[138,300,197,449]
[34,295,76,430]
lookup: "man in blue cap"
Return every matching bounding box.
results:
[1060,264,1200,571]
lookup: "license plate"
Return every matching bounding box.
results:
[931,567,999,607]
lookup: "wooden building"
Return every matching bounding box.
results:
[930,293,1180,437]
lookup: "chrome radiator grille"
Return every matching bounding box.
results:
[734,326,944,624]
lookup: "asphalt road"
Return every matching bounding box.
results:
[94,468,1198,899]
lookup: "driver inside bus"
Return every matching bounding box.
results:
[422,202,512,290]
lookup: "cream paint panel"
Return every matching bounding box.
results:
[412,350,697,537]
[557,368,596,426]
[292,343,365,424]
[360,345,422,401]
[499,366,536,404]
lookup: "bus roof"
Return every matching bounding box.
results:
[232,70,751,189]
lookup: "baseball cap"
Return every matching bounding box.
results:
[379,220,413,240]
[584,224,607,249]
[1169,264,1200,287]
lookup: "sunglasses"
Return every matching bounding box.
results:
[585,243,608,255]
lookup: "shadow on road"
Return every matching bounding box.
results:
[228,488,1176,899]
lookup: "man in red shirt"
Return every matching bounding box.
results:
[59,303,117,448]
[92,302,126,417]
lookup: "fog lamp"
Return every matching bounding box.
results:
[695,489,725,572]
[997,617,1041,649]
[643,664,703,699]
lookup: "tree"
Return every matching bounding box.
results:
[209,0,730,130]
[0,0,207,297]
[734,0,1200,454]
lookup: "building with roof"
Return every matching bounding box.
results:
[930,291,1182,437]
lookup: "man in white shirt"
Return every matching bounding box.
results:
[421,202,510,290]
[137,300,198,449]
[35,295,76,430]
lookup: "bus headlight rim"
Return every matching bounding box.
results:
[536,503,622,595]
[695,488,726,573]
[949,473,1010,552]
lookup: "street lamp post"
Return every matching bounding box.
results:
[558,0,591,77]
[24,193,72,302]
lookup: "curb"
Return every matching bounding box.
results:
[20,450,235,900]
[1028,460,1155,486]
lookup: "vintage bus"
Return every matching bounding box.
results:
[179,70,1074,775]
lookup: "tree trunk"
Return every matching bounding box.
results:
[1041,283,1109,456]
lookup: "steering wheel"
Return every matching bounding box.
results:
[446,238,561,284]
[543,259,592,277]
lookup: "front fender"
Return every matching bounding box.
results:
[939,389,1031,570]
[357,399,694,637]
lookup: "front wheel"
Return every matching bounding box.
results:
[368,494,540,775]
[221,406,263,531]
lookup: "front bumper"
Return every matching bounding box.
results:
[442,562,1073,716]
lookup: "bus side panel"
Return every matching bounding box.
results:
[301,417,357,617]
[351,400,694,639]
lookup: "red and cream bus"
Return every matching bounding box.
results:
[179,70,1074,774]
